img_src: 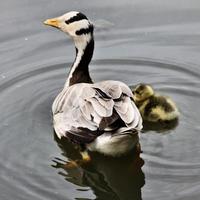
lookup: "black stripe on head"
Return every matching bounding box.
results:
[76,24,94,35]
[65,12,88,24]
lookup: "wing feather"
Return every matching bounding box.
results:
[114,97,135,124]
[88,97,108,117]
[53,81,142,143]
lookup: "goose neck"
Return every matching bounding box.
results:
[65,35,94,87]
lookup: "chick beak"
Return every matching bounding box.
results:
[43,18,59,28]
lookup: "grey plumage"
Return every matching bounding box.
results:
[53,80,142,145]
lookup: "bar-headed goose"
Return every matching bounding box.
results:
[44,11,142,161]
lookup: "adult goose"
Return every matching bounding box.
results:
[44,11,142,160]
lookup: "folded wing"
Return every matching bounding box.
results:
[52,81,142,144]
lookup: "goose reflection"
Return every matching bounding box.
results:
[52,135,145,200]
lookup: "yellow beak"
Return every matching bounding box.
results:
[43,18,59,28]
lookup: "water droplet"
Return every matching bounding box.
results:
[0,74,6,79]
[94,19,114,29]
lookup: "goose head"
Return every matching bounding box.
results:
[44,11,93,41]
[44,11,94,86]
[133,84,154,102]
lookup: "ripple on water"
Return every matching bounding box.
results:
[0,58,200,200]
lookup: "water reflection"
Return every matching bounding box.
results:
[53,136,145,200]
[1,0,200,197]
[142,119,179,133]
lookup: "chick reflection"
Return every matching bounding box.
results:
[142,119,179,133]
[53,136,145,200]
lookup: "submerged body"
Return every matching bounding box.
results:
[44,11,142,156]
[133,84,179,122]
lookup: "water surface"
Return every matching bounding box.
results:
[1,0,200,199]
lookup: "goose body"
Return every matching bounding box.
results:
[44,11,142,156]
[133,84,179,122]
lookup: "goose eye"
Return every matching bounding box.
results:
[65,20,70,24]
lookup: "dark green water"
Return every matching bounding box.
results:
[0,0,200,199]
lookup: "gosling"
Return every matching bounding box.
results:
[132,84,179,122]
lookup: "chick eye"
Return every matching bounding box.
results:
[135,91,140,95]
